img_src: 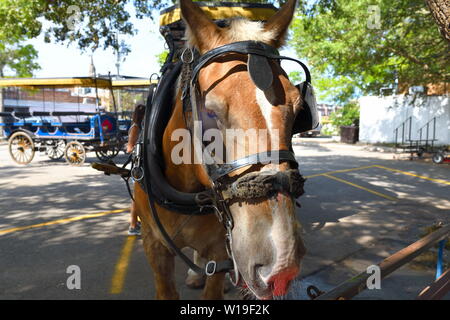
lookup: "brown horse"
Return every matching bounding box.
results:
[134,0,306,300]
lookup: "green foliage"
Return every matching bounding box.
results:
[5,0,447,93]
[0,43,40,77]
[1,1,278,55]
[321,123,339,136]
[156,51,169,68]
[0,0,276,76]
[0,0,42,76]
[292,0,450,103]
[0,0,43,41]
[329,101,360,128]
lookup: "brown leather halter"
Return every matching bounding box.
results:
[139,40,309,281]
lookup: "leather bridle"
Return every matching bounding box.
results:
[144,40,308,283]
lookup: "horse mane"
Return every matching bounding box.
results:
[185,18,278,49]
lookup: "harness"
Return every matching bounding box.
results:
[132,40,315,283]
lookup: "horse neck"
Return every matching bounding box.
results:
[161,90,210,192]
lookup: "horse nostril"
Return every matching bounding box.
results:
[254,263,272,280]
[254,264,263,275]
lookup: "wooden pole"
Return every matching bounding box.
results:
[416,269,450,300]
[316,225,450,300]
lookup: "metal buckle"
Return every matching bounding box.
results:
[181,48,194,64]
[131,166,144,181]
[225,231,240,287]
[130,142,144,181]
[229,264,240,287]
[205,260,217,276]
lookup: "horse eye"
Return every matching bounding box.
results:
[205,109,218,119]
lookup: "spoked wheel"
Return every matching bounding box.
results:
[46,140,65,160]
[432,152,444,164]
[64,141,86,166]
[8,131,35,165]
[95,146,120,162]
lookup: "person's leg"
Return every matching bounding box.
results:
[127,125,140,153]
[130,200,138,229]
[128,192,141,235]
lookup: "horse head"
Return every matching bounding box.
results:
[179,0,306,299]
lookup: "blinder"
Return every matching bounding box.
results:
[294,82,319,134]
[247,53,273,91]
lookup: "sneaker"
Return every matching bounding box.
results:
[128,227,141,236]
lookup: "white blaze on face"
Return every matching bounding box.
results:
[255,87,281,159]
[255,87,273,134]
[260,195,297,284]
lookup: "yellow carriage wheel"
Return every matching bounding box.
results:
[8,131,35,165]
[64,141,86,166]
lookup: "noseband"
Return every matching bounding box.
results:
[141,40,308,281]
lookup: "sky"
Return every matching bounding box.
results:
[25,5,303,80]
[27,12,165,79]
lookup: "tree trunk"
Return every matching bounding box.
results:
[425,0,450,43]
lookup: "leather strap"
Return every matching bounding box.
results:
[141,41,307,279]
[191,41,311,85]
[148,191,233,276]
[205,149,298,182]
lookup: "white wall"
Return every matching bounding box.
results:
[359,95,450,145]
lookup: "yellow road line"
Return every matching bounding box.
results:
[322,174,397,201]
[0,208,129,236]
[374,165,450,186]
[305,165,377,179]
[110,236,136,294]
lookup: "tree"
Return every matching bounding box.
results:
[0,0,276,76]
[0,42,40,77]
[425,0,450,43]
[3,0,446,94]
[0,0,42,76]
[1,1,278,55]
[291,0,450,103]
[329,101,360,127]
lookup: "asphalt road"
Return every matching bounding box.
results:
[0,139,449,300]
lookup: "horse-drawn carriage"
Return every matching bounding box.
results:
[0,77,155,165]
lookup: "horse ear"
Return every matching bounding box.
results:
[179,0,221,52]
[264,0,297,48]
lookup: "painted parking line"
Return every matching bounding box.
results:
[110,235,137,294]
[374,165,450,186]
[322,173,397,201]
[0,208,129,236]
[305,165,378,179]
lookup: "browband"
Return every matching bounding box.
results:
[190,41,311,86]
